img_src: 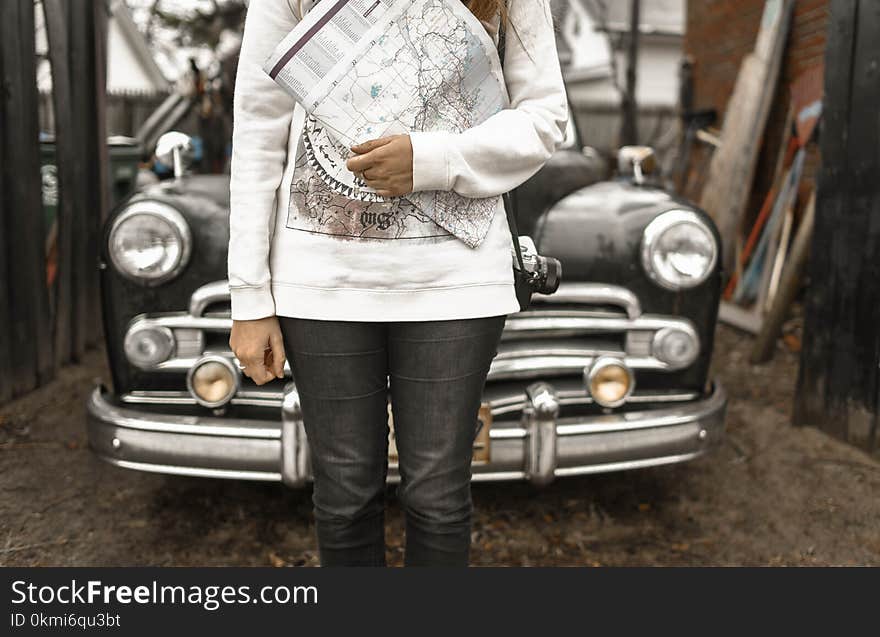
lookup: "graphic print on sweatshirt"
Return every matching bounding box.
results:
[287,119,453,242]
[283,0,507,245]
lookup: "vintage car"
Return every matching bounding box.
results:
[86,111,727,487]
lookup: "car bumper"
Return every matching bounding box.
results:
[86,381,727,487]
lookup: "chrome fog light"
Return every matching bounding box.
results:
[187,356,239,408]
[653,327,699,369]
[124,324,174,368]
[585,357,634,408]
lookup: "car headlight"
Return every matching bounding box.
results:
[641,210,718,290]
[108,201,191,285]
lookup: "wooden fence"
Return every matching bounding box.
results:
[40,90,168,138]
[0,0,53,401]
[794,0,880,453]
[0,0,108,404]
[571,102,677,156]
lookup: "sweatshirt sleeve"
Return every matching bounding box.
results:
[227,0,299,321]
[408,0,569,198]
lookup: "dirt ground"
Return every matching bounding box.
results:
[2,324,879,567]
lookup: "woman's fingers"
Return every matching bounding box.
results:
[346,134,399,171]
[230,317,285,386]
[250,366,275,386]
[241,361,272,384]
[345,152,379,174]
[366,175,409,197]
[362,172,387,187]
[346,134,413,196]
[350,136,393,154]
[239,347,269,383]
[269,330,287,378]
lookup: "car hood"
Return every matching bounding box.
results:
[142,174,232,210]
[534,180,714,285]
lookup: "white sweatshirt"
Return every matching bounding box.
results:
[228,0,569,321]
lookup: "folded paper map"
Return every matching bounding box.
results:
[263,0,509,247]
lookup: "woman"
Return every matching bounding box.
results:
[228,0,568,566]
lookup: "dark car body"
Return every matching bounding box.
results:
[87,110,726,487]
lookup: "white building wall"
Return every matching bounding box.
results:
[616,39,682,108]
[35,0,168,96]
[106,17,162,94]
[556,0,684,153]
[562,1,613,72]
[558,0,683,108]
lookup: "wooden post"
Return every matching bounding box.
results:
[620,0,641,147]
[63,0,109,358]
[44,0,75,367]
[794,0,880,453]
[0,0,54,400]
[0,44,9,404]
[69,2,91,359]
[87,0,109,347]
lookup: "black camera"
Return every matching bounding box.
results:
[515,236,562,296]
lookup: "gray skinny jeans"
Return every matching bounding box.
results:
[278,315,506,567]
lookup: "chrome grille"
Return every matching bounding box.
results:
[124,280,700,380]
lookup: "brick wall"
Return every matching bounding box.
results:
[683,0,828,227]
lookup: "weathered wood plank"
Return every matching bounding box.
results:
[845,0,880,410]
[68,1,91,360]
[751,192,815,363]
[718,301,763,335]
[0,31,10,404]
[699,0,794,275]
[795,0,857,441]
[66,0,109,356]
[795,0,880,452]
[18,0,54,386]
[87,0,109,347]
[0,0,53,398]
[43,0,75,368]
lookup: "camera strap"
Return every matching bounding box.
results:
[496,8,527,277]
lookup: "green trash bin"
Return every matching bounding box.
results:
[39,135,144,231]
[107,136,144,206]
[39,136,60,234]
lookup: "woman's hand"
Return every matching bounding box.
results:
[229,316,286,386]
[345,134,414,197]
